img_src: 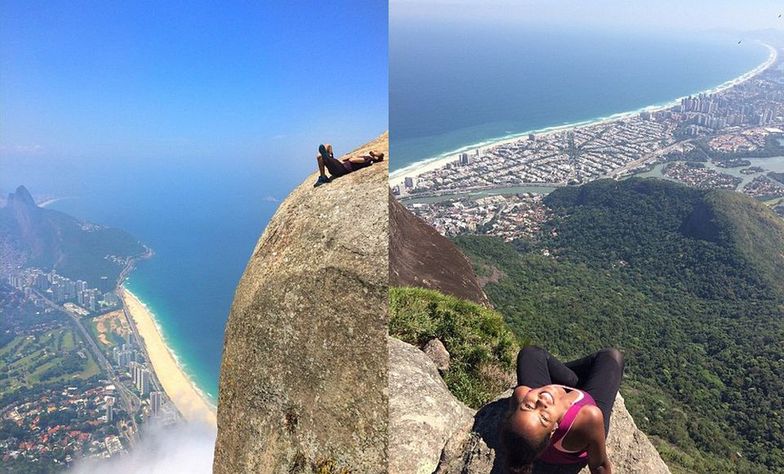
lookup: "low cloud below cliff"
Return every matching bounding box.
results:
[70,422,215,474]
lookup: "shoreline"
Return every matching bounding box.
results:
[390,42,778,188]
[121,288,217,427]
[37,197,76,208]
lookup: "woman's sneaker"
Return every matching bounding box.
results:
[313,175,332,187]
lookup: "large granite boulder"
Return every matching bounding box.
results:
[213,134,390,473]
[389,192,489,306]
[435,390,670,474]
[389,337,475,474]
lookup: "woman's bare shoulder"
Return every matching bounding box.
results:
[575,405,604,434]
[562,405,604,451]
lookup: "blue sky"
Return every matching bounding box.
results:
[1,1,387,177]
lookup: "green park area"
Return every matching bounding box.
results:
[0,328,100,398]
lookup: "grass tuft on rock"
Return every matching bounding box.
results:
[389,286,523,408]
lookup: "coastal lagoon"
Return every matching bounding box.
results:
[390,22,770,175]
[402,156,784,205]
[638,156,784,187]
[638,156,784,208]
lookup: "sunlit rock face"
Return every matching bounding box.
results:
[213,134,390,474]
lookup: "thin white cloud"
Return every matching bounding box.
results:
[0,144,44,155]
[70,422,215,474]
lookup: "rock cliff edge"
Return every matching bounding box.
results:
[213,134,389,473]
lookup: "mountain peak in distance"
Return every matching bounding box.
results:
[7,185,37,209]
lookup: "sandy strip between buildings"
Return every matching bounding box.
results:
[121,289,217,427]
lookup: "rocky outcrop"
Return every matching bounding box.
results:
[433,390,671,474]
[577,395,670,474]
[7,185,37,208]
[0,186,144,290]
[423,338,450,372]
[389,194,489,306]
[213,134,390,473]
[389,337,474,474]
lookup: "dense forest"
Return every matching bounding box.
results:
[454,178,784,473]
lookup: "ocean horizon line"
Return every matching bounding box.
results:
[390,41,776,182]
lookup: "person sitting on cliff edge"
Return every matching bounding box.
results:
[313,143,384,187]
[500,346,624,474]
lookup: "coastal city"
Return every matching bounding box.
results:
[406,193,551,242]
[397,45,784,240]
[0,236,181,470]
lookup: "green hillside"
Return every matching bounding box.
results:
[455,178,784,473]
[390,286,521,408]
[0,186,145,290]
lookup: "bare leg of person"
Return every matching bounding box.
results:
[347,155,373,164]
[313,150,334,187]
[317,154,326,176]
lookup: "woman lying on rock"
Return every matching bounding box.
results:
[313,143,384,187]
[501,346,624,474]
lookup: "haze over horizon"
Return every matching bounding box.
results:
[391,0,784,34]
[1,1,388,189]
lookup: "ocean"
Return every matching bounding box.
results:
[1,158,292,401]
[390,22,771,172]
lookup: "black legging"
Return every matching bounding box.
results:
[319,144,349,177]
[516,346,624,435]
[323,154,349,177]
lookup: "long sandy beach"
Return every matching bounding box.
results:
[122,289,217,427]
[390,42,778,189]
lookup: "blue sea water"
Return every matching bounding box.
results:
[390,22,771,172]
[1,158,294,401]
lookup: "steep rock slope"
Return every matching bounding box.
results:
[389,195,489,306]
[388,337,474,474]
[213,134,389,473]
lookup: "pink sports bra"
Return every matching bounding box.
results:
[536,386,596,465]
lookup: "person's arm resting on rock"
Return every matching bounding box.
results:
[582,405,612,474]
